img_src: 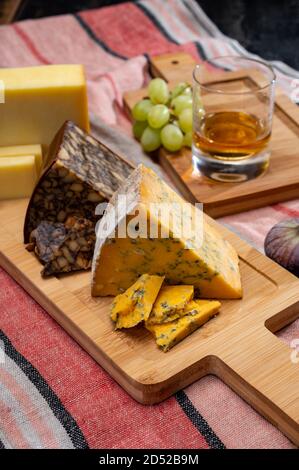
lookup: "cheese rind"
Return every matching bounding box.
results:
[146,300,221,351]
[111,274,164,329]
[92,165,242,299]
[147,285,194,324]
[0,144,43,174]
[0,156,37,199]
[0,64,89,147]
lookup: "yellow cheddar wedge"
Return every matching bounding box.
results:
[0,145,43,175]
[146,299,221,352]
[0,65,89,148]
[0,156,37,199]
[92,165,242,299]
[147,285,194,324]
[111,274,164,329]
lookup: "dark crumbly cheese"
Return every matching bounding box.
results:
[27,216,96,277]
[24,120,133,243]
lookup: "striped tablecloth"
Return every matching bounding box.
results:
[0,0,298,449]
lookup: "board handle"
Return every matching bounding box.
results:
[150,52,196,83]
[214,327,299,446]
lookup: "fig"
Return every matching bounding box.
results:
[264,218,299,277]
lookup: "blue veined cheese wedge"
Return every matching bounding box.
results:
[146,299,221,351]
[146,285,194,324]
[92,164,242,299]
[111,274,164,329]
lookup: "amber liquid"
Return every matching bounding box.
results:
[194,111,270,161]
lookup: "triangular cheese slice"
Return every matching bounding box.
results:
[111,274,164,329]
[147,285,194,324]
[146,300,221,351]
[92,164,242,299]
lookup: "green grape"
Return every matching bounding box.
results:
[141,126,161,152]
[132,120,147,140]
[161,124,183,152]
[132,99,153,121]
[183,131,192,148]
[170,82,189,100]
[178,108,192,133]
[182,86,192,97]
[147,104,170,129]
[171,94,192,116]
[148,78,169,104]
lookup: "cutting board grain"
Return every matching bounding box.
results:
[0,198,299,445]
[124,52,299,218]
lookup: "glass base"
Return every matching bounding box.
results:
[192,146,270,182]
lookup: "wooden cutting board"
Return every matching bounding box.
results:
[0,198,299,445]
[124,52,299,218]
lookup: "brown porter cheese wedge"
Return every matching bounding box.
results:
[27,216,96,277]
[24,121,133,243]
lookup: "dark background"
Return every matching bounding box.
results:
[3,0,299,69]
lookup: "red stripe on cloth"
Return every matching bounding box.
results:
[0,268,209,449]
[12,24,51,65]
[271,203,299,218]
[0,26,42,67]
[15,16,124,74]
[79,3,199,61]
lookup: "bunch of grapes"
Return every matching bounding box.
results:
[132,78,194,153]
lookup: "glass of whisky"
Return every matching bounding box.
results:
[192,56,276,182]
